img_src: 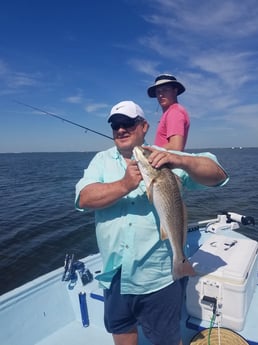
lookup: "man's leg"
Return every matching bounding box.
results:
[104,271,138,344]
[112,327,138,345]
[137,281,183,345]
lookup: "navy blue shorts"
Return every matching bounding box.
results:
[103,270,184,345]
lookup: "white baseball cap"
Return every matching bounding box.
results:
[108,100,145,122]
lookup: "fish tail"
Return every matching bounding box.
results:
[172,258,196,280]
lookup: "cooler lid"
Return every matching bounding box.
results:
[189,234,258,284]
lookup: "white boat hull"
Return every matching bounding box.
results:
[1,213,257,345]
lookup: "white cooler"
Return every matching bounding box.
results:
[186,234,258,331]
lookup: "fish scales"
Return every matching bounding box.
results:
[133,146,196,280]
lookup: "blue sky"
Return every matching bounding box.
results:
[1,0,257,153]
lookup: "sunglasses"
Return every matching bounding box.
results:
[110,118,143,131]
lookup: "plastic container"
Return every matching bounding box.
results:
[186,234,258,331]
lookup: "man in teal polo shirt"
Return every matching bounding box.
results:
[75,100,228,345]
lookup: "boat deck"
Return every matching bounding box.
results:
[37,321,113,345]
[0,254,153,345]
[1,227,258,345]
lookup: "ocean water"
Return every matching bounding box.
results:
[0,148,258,295]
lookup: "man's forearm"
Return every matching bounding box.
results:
[78,181,130,209]
[180,156,227,186]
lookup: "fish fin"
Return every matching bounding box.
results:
[175,174,182,192]
[145,187,152,202]
[146,178,156,203]
[172,258,196,280]
[174,175,188,245]
[182,202,188,246]
[160,226,168,240]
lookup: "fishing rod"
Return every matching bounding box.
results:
[14,100,113,140]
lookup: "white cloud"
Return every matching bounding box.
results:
[225,104,258,130]
[144,0,258,38]
[7,72,39,88]
[84,103,109,113]
[0,59,8,75]
[191,51,257,88]
[65,95,83,104]
[0,59,42,91]
[127,58,160,77]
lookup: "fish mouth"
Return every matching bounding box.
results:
[132,146,143,161]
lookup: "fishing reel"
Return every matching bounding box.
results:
[225,212,255,226]
[206,211,255,233]
[62,253,93,287]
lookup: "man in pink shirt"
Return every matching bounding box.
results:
[147,74,190,151]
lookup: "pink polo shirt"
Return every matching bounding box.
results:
[154,103,190,149]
